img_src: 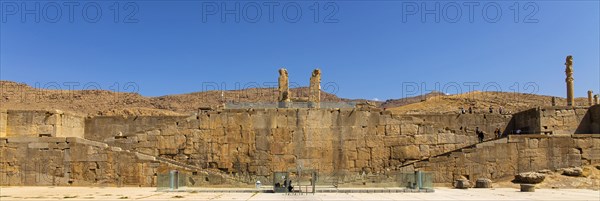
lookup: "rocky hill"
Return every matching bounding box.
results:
[387,91,588,114]
[0,81,589,116]
[0,81,345,116]
[380,91,446,109]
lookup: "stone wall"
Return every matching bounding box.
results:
[0,110,7,137]
[0,137,158,186]
[540,107,590,134]
[510,106,596,135]
[511,108,541,134]
[84,108,512,181]
[411,134,600,183]
[3,110,84,138]
[588,105,600,133]
[3,106,597,187]
[84,115,187,141]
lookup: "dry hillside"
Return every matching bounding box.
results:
[0,81,343,116]
[380,91,446,109]
[1,81,590,116]
[388,91,588,114]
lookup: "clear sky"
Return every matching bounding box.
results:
[1,1,599,101]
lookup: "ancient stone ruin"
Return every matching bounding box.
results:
[309,69,321,108]
[565,55,575,106]
[278,68,290,107]
[1,62,599,188]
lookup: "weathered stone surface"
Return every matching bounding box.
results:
[391,145,420,160]
[514,172,545,184]
[308,69,321,107]
[1,104,599,187]
[564,56,573,106]
[520,184,536,192]
[156,135,186,150]
[278,68,290,103]
[537,169,552,174]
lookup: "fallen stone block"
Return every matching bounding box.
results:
[562,167,583,177]
[454,179,471,189]
[475,178,492,188]
[514,172,545,184]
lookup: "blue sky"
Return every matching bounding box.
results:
[1,1,599,101]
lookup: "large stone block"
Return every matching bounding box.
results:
[437,133,456,144]
[401,124,419,135]
[415,135,437,145]
[391,145,420,160]
[357,147,370,160]
[156,135,186,150]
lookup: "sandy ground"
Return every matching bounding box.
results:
[0,187,598,200]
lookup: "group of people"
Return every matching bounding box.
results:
[476,127,504,143]
[460,106,505,114]
[274,178,294,192]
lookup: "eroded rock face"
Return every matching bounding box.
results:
[514,172,545,184]
[562,167,583,177]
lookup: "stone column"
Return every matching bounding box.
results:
[308,69,321,108]
[565,56,574,106]
[595,95,599,105]
[588,90,594,106]
[551,97,556,106]
[278,68,290,107]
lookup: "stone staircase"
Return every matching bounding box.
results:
[79,138,253,184]
[399,137,509,168]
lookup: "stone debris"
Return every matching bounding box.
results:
[514,172,546,184]
[562,167,583,177]
[454,177,471,189]
[475,178,492,188]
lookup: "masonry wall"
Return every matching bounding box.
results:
[412,135,600,183]
[511,108,541,134]
[2,107,598,186]
[84,108,512,181]
[539,107,590,134]
[4,110,84,138]
[511,106,596,135]
[0,110,7,137]
[0,137,158,186]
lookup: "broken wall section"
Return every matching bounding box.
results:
[3,110,84,138]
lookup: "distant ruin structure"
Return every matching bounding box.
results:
[278,68,290,107]
[588,90,594,106]
[565,55,574,106]
[595,94,599,105]
[309,69,321,108]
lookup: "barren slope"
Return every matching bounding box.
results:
[388,91,588,114]
[0,81,344,115]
